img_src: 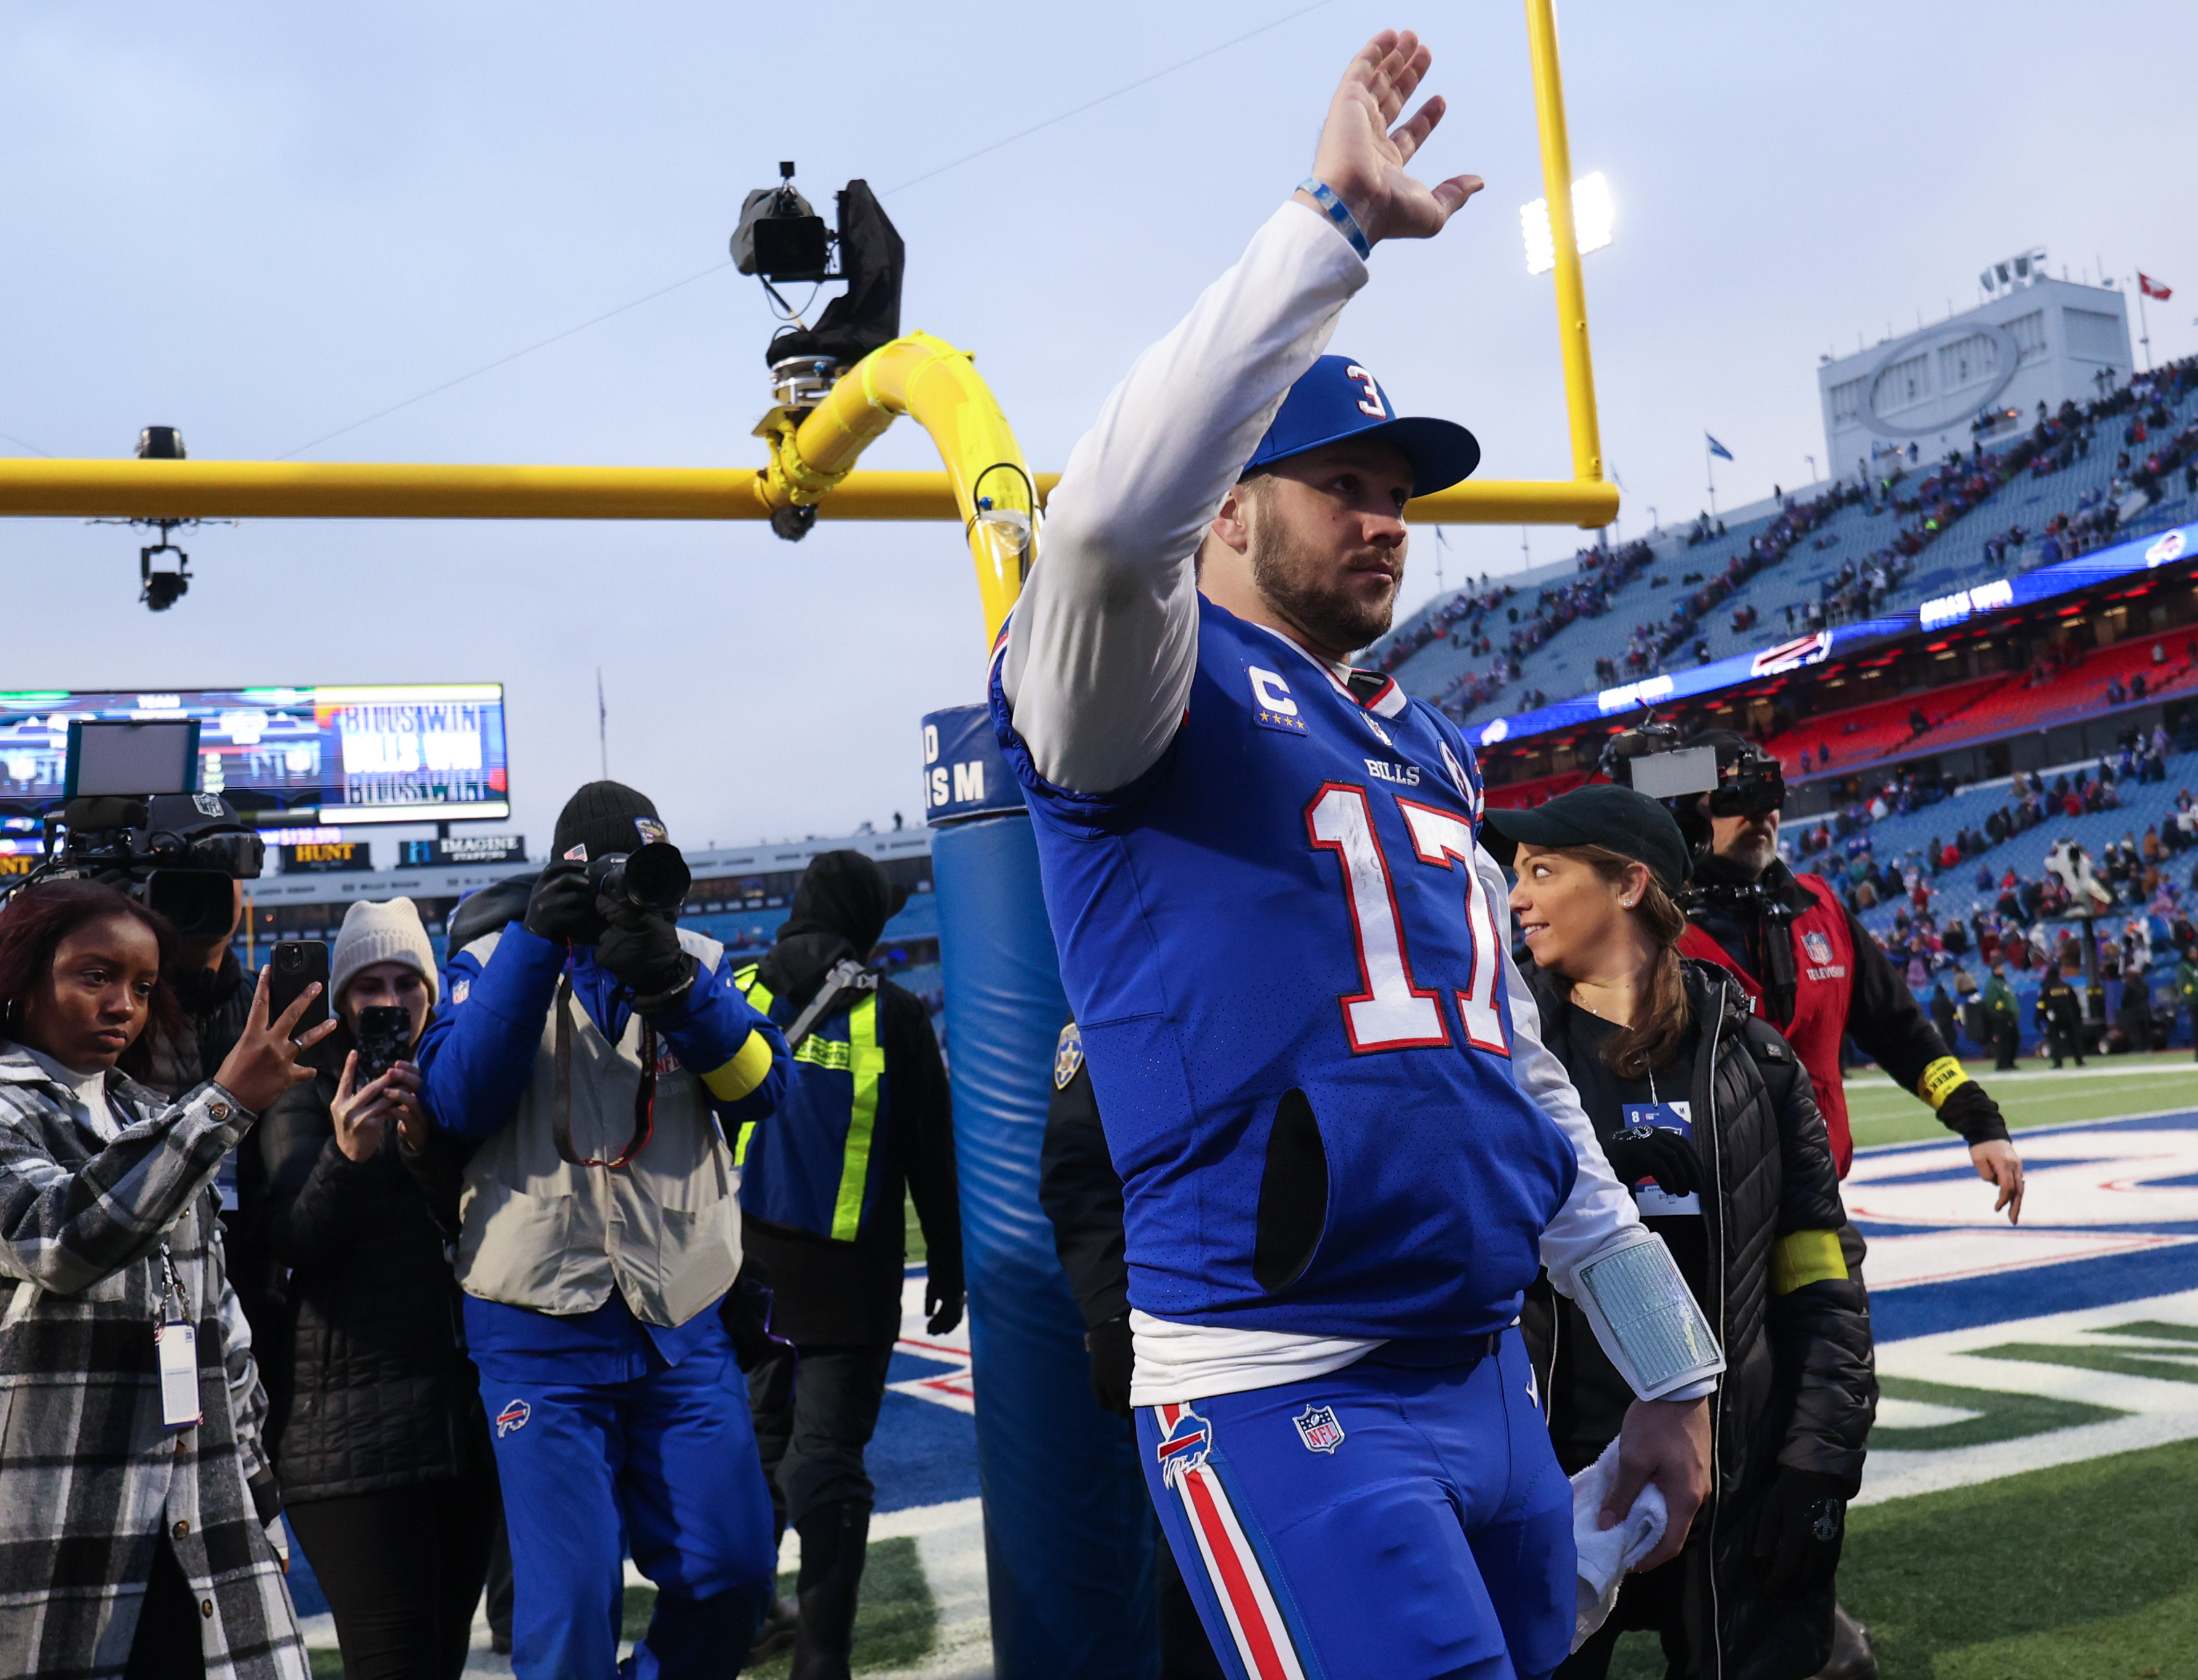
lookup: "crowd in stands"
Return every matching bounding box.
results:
[1791,726,2198,1004]
[1380,539,1659,715]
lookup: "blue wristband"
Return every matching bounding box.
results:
[1298,177,1371,260]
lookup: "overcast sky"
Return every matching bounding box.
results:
[4,1,2192,853]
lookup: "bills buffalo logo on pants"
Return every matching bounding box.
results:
[496,1399,531,1437]
[1153,1402,1311,1680]
[1803,931,1835,966]
[1293,1404,1345,1454]
[1154,1402,1213,1487]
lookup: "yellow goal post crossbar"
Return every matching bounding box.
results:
[0,0,1611,645]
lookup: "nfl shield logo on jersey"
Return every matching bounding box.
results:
[1294,1404,1345,1454]
[1155,1404,1214,1488]
[1803,931,1834,965]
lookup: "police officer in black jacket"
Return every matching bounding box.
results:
[1039,1023,1224,1680]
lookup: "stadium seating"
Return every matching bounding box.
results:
[1385,360,2198,736]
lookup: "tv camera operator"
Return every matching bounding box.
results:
[416,782,791,1680]
[1612,728,2022,1212]
[1606,723,2023,1680]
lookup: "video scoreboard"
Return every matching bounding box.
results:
[0,683,509,824]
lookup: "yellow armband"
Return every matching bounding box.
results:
[702,1028,778,1103]
[1917,1055,1970,1111]
[1771,1229,1849,1295]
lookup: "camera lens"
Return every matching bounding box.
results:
[592,842,691,916]
[278,946,300,970]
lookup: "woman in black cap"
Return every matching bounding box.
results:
[1483,786,1874,1680]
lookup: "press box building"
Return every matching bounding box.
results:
[1818,264,2134,483]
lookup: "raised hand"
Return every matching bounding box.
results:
[212,968,337,1115]
[330,1053,388,1164]
[1302,29,1483,247]
[329,1053,429,1162]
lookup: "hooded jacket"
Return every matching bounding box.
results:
[738,851,962,1346]
[1522,961,1875,1680]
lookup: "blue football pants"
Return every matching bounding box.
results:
[1136,1328,1575,1680]
[479,1335,779,1680]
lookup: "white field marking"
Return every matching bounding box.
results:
[1850,1062,2198,1089]
[1862,1229,2195,1290]
[1860,1287,2198,1507]
[1846,1126,2198,1233]
[1872,1396,1984,1429]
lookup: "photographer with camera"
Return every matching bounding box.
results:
[0,878,332,1680]
[417,782,791,1680]
[256,898,497,1680]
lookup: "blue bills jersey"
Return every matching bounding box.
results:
[991,597,1577,1342]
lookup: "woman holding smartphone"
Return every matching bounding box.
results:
[256,898,497,1680]
[0,878,331,1680]
[1481,787,1875,1680]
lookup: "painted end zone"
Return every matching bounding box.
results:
[1850,1106,2198,1506]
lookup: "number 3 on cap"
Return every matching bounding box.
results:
[1305,784,1508,1056]
[1345,364,1386,419]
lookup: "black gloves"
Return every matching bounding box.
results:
[924,1268,965,1336]
[595,896,694,1002]
[1753,1467,1848,1598]
[1086,1313,1134,1420]
[1938,1080,2009,1146]
[1603,1125,1701,1199]
[523,861,600,942]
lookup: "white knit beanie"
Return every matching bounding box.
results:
[330,898,440,1010]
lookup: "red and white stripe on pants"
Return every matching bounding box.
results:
[1156,1402,1308,1680]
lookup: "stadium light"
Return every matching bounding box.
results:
[1521,172,1614,277]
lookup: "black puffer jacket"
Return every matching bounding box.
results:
[257,1025,483,1503]
[1523,960,1875,1680]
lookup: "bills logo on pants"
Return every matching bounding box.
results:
[495,1399,531,1437]
[1152,1403,1308,1680]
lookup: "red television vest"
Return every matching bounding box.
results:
[1678,871,1859,1176]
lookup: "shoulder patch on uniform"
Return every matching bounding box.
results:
[1246,665,1308,734]
[1054,1021,1084,1089]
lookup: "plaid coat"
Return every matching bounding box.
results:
[0,1044,307,1680]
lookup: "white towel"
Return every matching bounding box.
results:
[1569,1439,1670,1652]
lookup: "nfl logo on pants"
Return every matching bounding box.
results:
[1294,1404,1345,1454]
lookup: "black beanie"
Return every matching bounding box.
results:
[554,781,667,862]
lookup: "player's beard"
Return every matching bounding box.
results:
[1249,523,1399,656]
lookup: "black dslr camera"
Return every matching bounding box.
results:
[587,842,691,917]
[1,720,265,938]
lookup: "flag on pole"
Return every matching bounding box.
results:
[2140,273,2173,301]
[1706,435,1734,462]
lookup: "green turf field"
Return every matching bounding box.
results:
[1847,1052,2198,1149]
[621,1535,936,1674]
[1607,1437,2198,1680]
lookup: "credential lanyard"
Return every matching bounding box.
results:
[154,1244,201,1431]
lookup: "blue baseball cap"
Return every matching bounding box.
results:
[1242,355,1481,495]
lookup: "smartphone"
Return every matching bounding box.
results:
[355,1005,411,1087]
[267,941,330,1042]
